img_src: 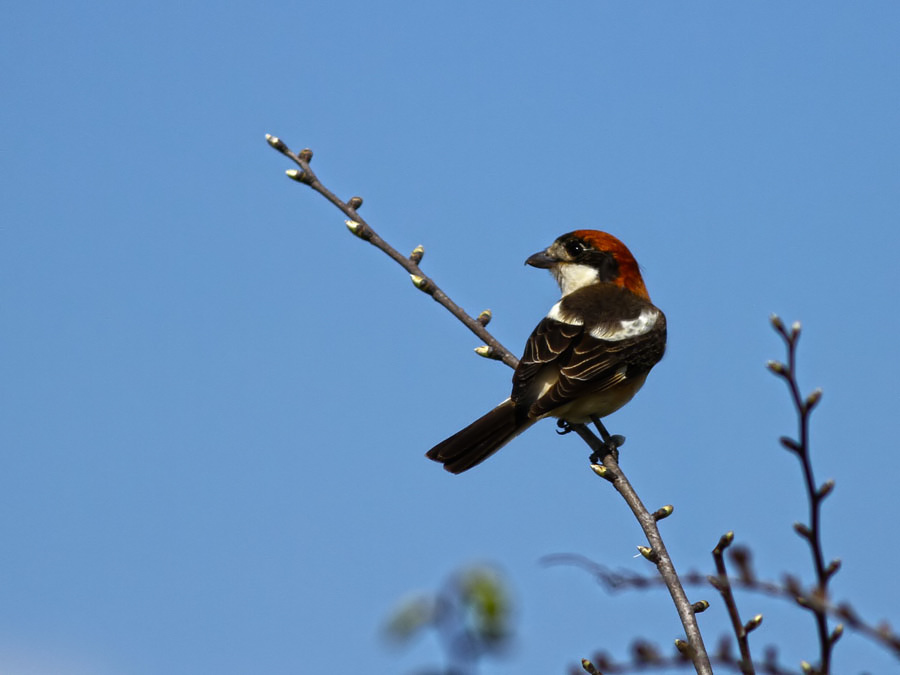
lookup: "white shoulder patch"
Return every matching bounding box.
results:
[590,308,659,341]
[547,301,584,325]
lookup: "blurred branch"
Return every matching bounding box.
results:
[767,316,839,674]
[266,135,711,673]
[574,639,799,675]
[545,550,900,660]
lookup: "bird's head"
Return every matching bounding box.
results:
[526,230,650,300]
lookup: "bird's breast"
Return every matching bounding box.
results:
[544,372,649,423]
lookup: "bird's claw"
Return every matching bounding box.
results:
[589,434,625,464]
[556,419,574,435]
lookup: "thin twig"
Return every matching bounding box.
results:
[710,532,757,674]
[265,134,518,369]
[266,135,711,674]
[767,316,838,674]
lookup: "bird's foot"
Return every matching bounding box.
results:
[587,415,625,461]
[556,419,575,435]
[589,434,625,464]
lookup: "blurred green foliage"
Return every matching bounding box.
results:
[384,565,515,674]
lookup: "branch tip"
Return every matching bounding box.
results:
[298,148,313,162]
[474,345,500,360]
[692,600,710,614]
[779,436,802,453]
[348,196,363,210]
[830,623,844,644]
[793,522,812,540]
[285,168,310,184]
[805,387,823,410]
[770,314,785,332]
[652,504,674,521]
[409,245,425,265]
[636,545,657,562]
[345,220,370,240]
[590,463,613,481]
[744,614,763,633]
[766,360,787,376]
[817,479,835,500]
[674,638,693,657]
[791,320,802,337]
[265,133,288,153]
[477,309,492,326]
[714,531,735,555]
[581,658,600,675]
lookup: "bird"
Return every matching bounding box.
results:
[426,230,666,474]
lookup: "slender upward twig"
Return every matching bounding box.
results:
[266,134,711,674]
[709,532,758,674]
[767,316,840,674]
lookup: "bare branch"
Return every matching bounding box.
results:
[544,553,900,660]
[711,532,756,674]
[768,316,836,673]
[267,135,711,673]
[573,640,800,675]
[568,418,712,674]
[266,134,518,368]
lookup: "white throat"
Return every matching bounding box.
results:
[553,263,600,296]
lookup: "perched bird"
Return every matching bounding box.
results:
[426,230,666,474]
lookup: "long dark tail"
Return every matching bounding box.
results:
[425,399,531,474]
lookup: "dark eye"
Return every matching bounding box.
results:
[564,240,585,257]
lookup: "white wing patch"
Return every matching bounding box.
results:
[546,301,584,325]
[590,308,659,341]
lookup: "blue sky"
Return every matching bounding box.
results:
[2,2,899,673]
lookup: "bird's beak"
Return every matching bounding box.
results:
[525,250,557,269]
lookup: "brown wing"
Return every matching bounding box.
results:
[511,313,666,420]
[512,318,582,391]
